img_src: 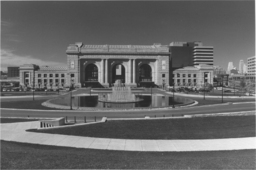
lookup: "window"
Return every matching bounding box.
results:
[44,74,47,78]
[177,79,180,83]
[50,74,53,77]
[38,74,41,78]
[193,79,197,83]
[188,79,191,83]
[183,79,186,83]
[55,74,59,77]
[71,74,75,77]
[177,73,180,78]
[25,73,29,78]
[61,74,65,78]
[55,79,59,83]
[61,79,65,83]
[183,74,186,78]
[49,79,53,84]
[188,74,191,78]
[162,74,165,78]
[194,74,197,78]
[38,79,42,83]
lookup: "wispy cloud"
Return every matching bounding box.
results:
[1,20,13,27]
[0,49,66,71]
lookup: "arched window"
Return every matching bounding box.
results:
[85,64,98,82]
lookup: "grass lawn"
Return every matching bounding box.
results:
[0,99,62,110]
[29,115,256,139]
[0,118,38,123]
[1,140,255,169]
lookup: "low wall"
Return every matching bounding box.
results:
[40,117,65,128]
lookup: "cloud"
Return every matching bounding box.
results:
[1,20,13,27]
[0,49,66,71]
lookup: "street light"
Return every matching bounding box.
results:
[150,85,152,109]
[221,75,224,103]
[70,74,73,110]
[32,69,35,101]
[172,82,175,108]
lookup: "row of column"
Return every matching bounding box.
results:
[100,59,137,84]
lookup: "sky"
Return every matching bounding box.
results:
[1,1,255,71]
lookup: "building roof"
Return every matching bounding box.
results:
[66,43,170,54]
[39,65,68,71]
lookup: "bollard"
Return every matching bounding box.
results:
[84,116,86,123]
[65,116,68,123]
[74,116,76,123]
[95,116,96,122]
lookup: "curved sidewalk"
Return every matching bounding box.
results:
[168,92,255,99]
[1,121,255,152]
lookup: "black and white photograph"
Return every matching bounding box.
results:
[1,0,255,169]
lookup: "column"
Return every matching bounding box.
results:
[155,59,158,85]
[130,59,132,83]
[105,59,108,84]
[128,59,131,84]
[101,59,104,83]
[133,59,135,83]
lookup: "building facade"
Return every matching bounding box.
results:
[19,41,214,89]
[173,64,214,87]
[7,67,20,78]
[247,56,256,75]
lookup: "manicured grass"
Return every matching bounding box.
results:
[1,140,255,169]
[29,115,256,139]
[0,118,38,123]
[0,99,62,110]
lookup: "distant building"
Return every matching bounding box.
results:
[238,60,247,74]
[247,56,256,75]
[213,66,226,77]
[193,46,214,66]
[169,41,213,85]
[226,62,235,74]
[173,64,213,87]
[0,71,7,79]
[7,67,19,78]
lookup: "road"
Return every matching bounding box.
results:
[1,102,255,120]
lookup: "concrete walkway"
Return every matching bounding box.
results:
[1,121,256,152]
[168,92,255,99]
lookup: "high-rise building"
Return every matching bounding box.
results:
[238,60,246,74]
[7,67,20,78]
[226,62,234,74]
[247,56,256,75]
[193,45,214,66]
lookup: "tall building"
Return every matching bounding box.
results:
[226,62,234,74]
[7,67,19,78]
[247,56,256,75]
[238,60,247,74]
[193,45,214,66]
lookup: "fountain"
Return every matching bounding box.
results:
[98,80,141,103]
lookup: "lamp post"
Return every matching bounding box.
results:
[150,85,152,109]
[203,72,206,100]
[222,75,224,103]
[32,70,35,101]
[172,82,175,108]
[70,74,73,110]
